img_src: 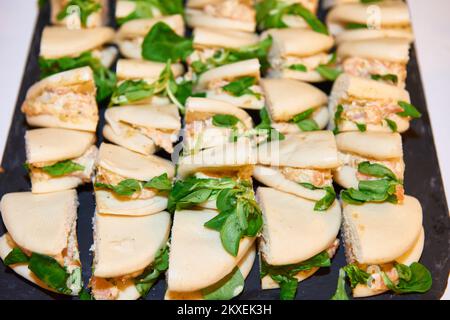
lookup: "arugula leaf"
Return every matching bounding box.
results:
[135,245,169,297]
[261,251,330,300]
[95,179,142,196]
[371,73,399,85]
[272,274,298,300]
[168,177,237,213]
[212,114,240,128]
[220,213,244,258]
[397,101,422,118]
[109,61,191,113]
[357,162,398,181]
[290,108,319,132]
[142,22,193,62]
[342,264,370,289]
[202,267,245,300]
[316,65,342,81]
[57,0,101,27]
[173,80,206,106]
[256,0,328,34]
[341,179,400,204]
[385,118,398,132]
[345,22,368,30]
[299,183,336,211]
[333,104,344,134]
[256,107,272,130]
[116,0,183,26]
[356,122,367,132]
[222,77,261,99]
[28,253,72,295]
[288,64,307,72]
[79,288,94,300]
[314,52,342,81]
[331,268,350,300]
[245,107,284,143]
[4,247,30,265]
[38,51,116,102]
[41,160,85,177]
[381,263,432,294]
[288,3,328,35]
[109,79,154,106]
[117,1,156,25]
[143,173,172,191]
[341,161,402,204]
[360,0,383,3]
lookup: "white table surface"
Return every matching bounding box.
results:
[0,0,448,299]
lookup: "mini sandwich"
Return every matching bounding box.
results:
[112,59,185,106]
[327,2,414,45]
[94,143,175,216]
[40,26,116,68]
[177,139,256,180]
[165,208,256,300]
[50,0,107,28]
[340,196,430,297]
[334,131,405,204]
[338,38,410,87]
[21,67,98,132]
[261,78,329,133]
[254,131,339,209]
[25,128,97,194]
[186,0,256,32]
[115,15,185,59]
[262,28,335,82]
[195,59,265,110]
[329,74,418,133]
[183,97,254,154]
[103,104,181,155]
[90,211,171,300]
[257,187,341,299]
[186,27,261,74]
[0,190,82,295]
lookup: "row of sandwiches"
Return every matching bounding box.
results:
[50,0,412,41]
[0,0,432,300]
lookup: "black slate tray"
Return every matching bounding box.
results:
[0,0,449,300]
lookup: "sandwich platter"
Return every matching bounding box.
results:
[0,0,448,300]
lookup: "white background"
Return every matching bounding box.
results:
[0,0,448,299]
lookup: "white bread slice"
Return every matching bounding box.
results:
[257,187,341,266]
[25,128,96,164]
[167,208,255,292]
[193,27,259,49]
[165,244,256,300]
[186,8,256,33]
[93,211,171,278]
[40,26,115,58]
[185,97,253,129]
[0,190,77,256]
[256,131,339,169]
[197,59,261,90]
[116,59,184,82]
[338,38,410,63]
